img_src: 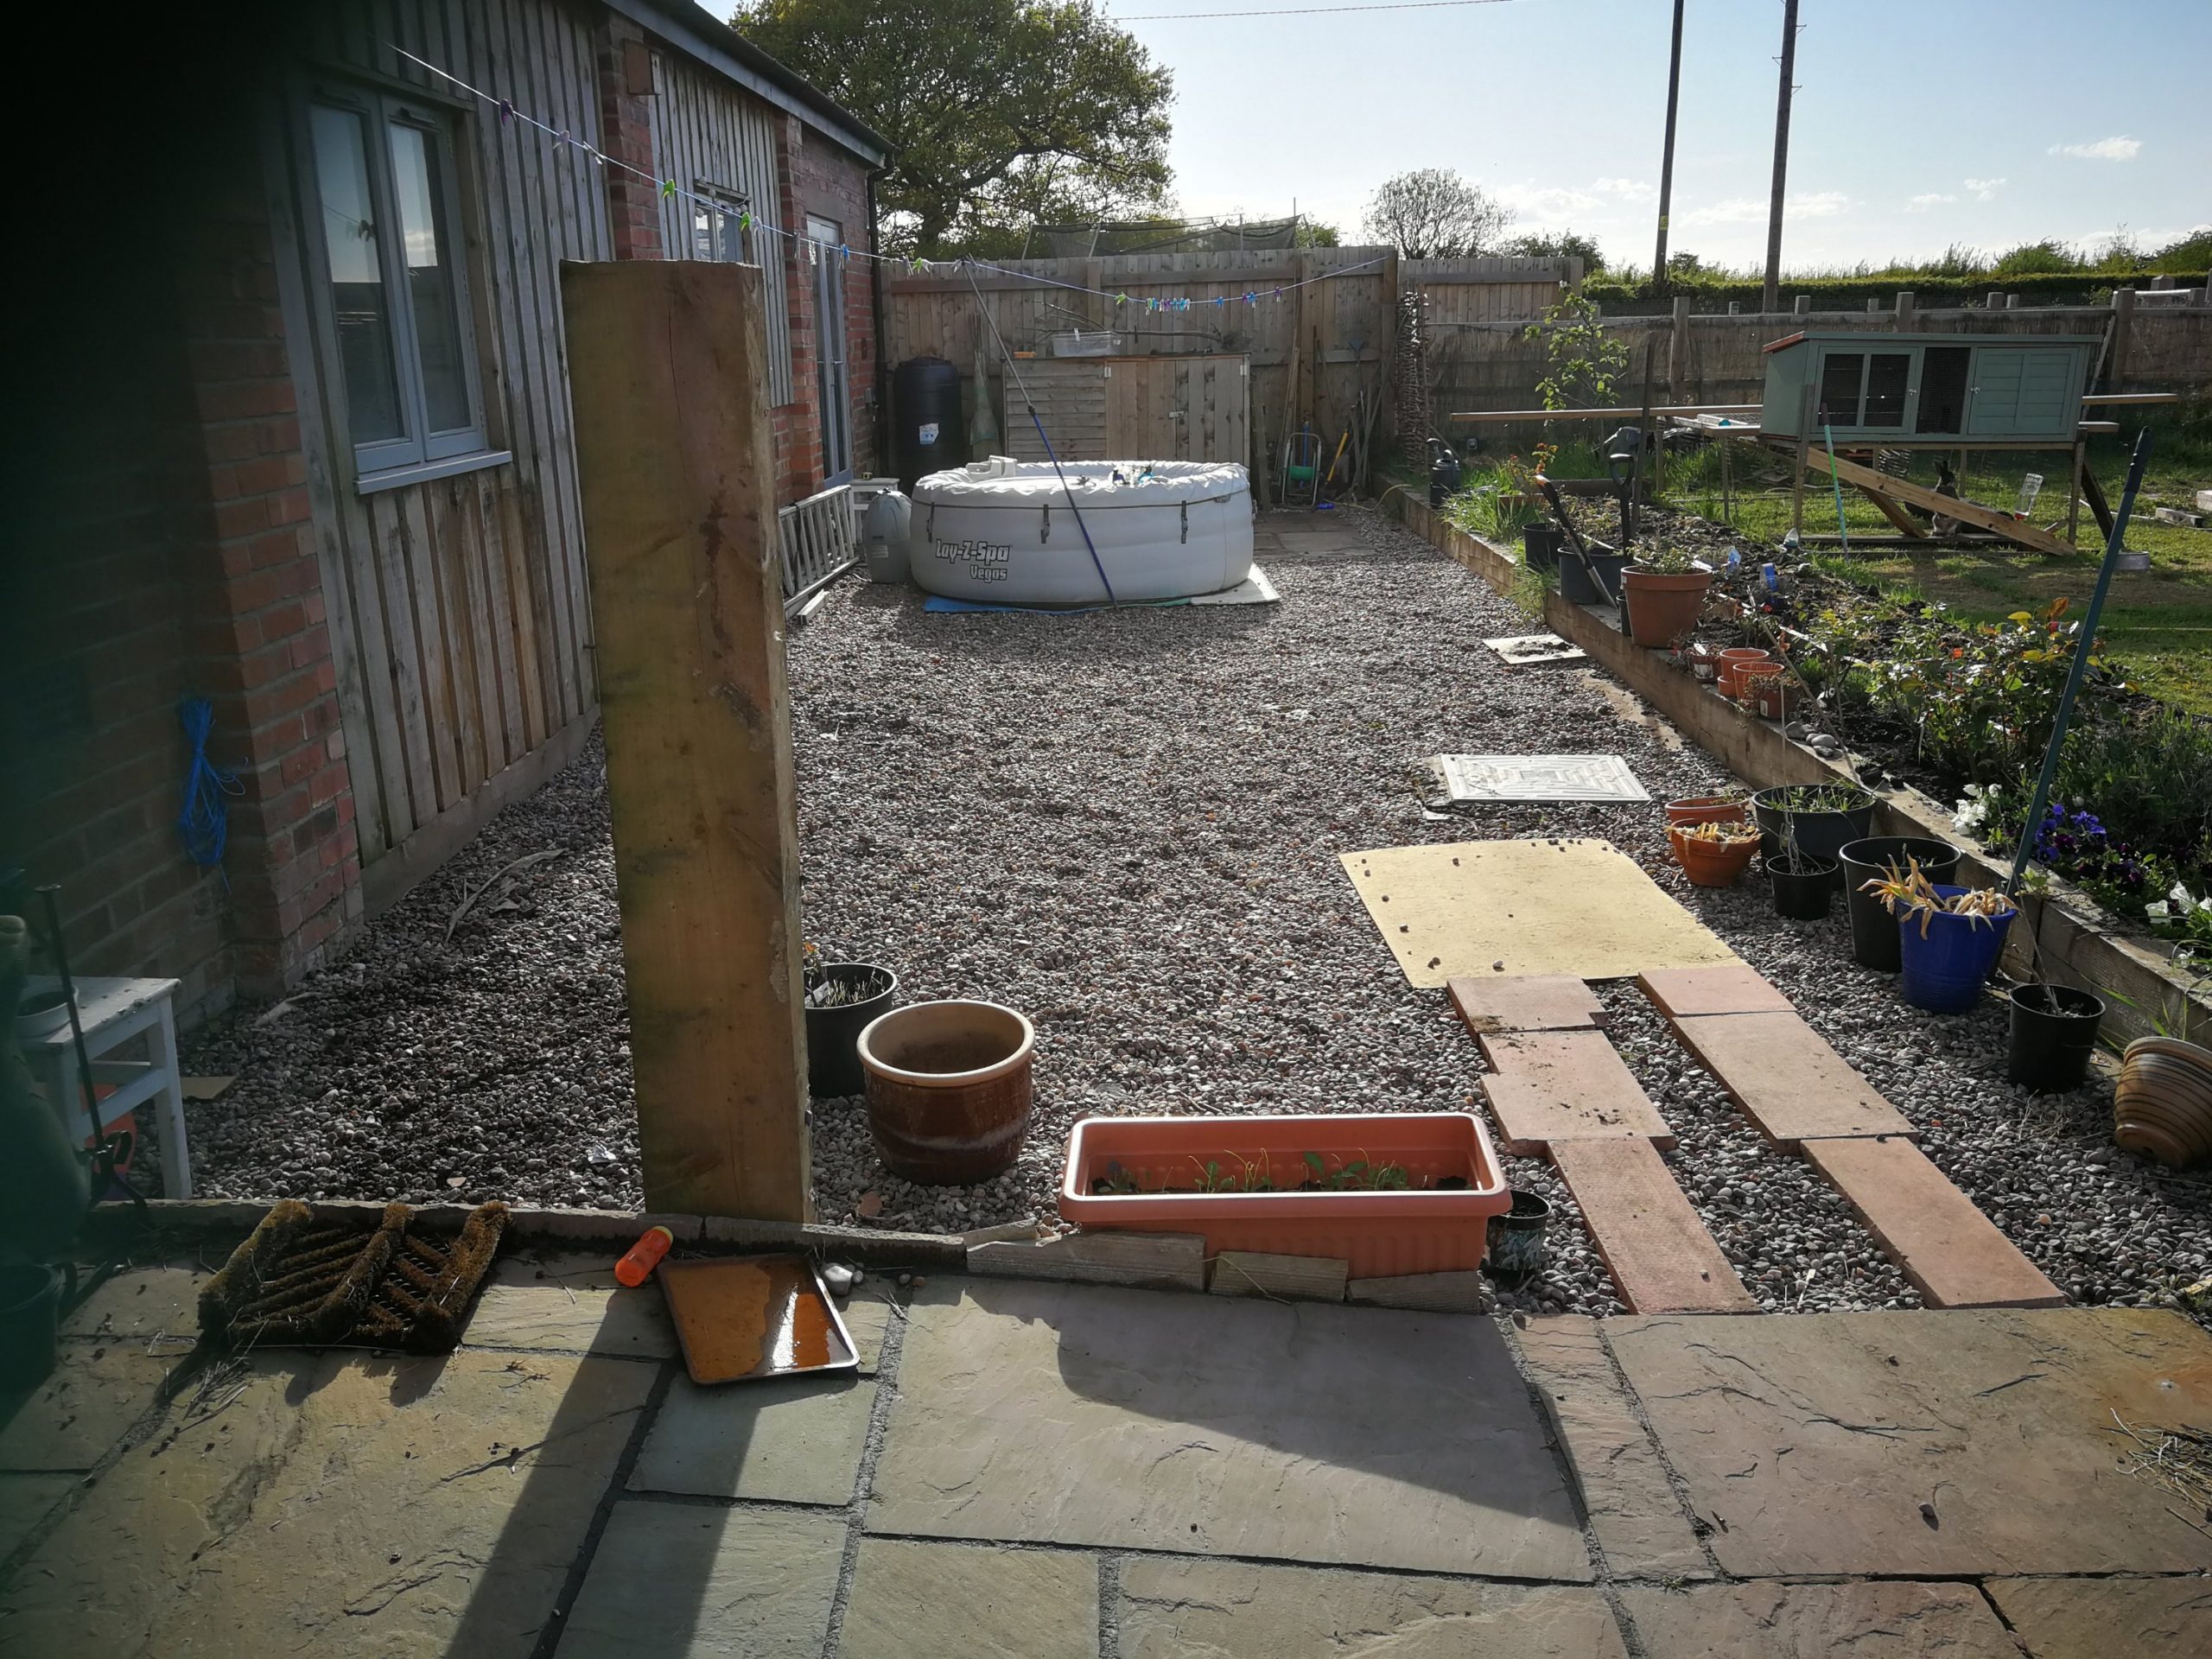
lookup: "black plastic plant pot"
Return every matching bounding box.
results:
[1764,855,1838,920]
[0,1263,59,1391]
[1751,785,1879,890]
[1522,522,1563,573]
[2006,984,2105,1093]
[804,964,899,1100]
[1838,836,1964,972]
[1485,1188,1551,1278]
[1559,550,1628,607]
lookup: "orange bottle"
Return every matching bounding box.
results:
[614,1224,674,1287]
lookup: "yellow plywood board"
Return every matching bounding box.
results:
[1339,837,1738,988]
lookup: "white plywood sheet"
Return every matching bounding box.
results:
[1339,837,1738,988]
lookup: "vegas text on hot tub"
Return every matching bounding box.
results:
[909,457,1255,605]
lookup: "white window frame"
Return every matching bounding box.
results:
[690,182,754,265]
[307,84,494,489]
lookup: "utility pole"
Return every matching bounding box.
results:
[1652,0,1685,296]
[1762,0,1800,315]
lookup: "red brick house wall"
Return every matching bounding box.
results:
[768,116,880,499]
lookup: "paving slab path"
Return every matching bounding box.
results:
[9,1255,2212,1657]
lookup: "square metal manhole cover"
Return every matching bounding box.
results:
[1423,753,1649,804]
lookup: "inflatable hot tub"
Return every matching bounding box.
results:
[910,457,1254,605]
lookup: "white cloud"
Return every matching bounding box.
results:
[1592,177,1656,203]
[1906,193,1959,212]
[2050,137,2141,161]
[1964,177,2005,201]
[1680,190,1850,228]
[1494,181,1602,218]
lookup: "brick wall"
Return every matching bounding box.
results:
[597,14,664,261]
[768,113,880,499]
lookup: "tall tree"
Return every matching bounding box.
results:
[1362,168,1512,258]
[733,0,1174,256]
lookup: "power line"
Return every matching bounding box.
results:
[1117,1,1524,21]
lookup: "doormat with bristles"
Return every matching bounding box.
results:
[199,1199,507,1354]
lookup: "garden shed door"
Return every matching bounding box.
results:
[1103,355,1249,465]
[1967,348,2081,437]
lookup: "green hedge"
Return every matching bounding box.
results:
[1583,270,2209,315]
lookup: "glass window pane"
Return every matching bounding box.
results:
[715,209,748,264]
[692,204,715,262]
[1863,353,1910,427]
[312,105,403,444]
[389,120,471,433]
[1817,353,1864,426]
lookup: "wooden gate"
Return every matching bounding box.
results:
[1005,354,1249,466]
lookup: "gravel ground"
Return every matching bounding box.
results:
[181,505,2212,1320]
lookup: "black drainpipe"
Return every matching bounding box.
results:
[865,164,892,480]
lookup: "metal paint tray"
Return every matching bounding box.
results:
[655,1254,858,1385]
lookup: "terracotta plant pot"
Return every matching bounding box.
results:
[1680,641,1724,683]
[1664,794,1747,828]
[1058,1112,1510,1278]
[859,1000,1034,1184]
[1669,823,1760,887]
[2113,1036,2212,1168]
[1739,664,1796,720]
[1717,648,1771,696]
[1621,564,1713,647]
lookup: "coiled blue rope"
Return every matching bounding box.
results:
[176,699,242,875]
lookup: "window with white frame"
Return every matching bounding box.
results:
[690,183,754,264]
[308,89,493,485]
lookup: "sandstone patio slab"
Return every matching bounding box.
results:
[1985,1575,2212,1657]
[0,1475,73,1558]
[467,1255,678,1358]
[839,1539,1097,1659]
[554,1499,847,1659]
[0,1348,653,1657]
[630,1374,877,1505]
[867,1280,1589,1579]
[1621,1580,2017,1658]
[60,1264,208,1345]
[1609,1307,2212,1576]
[0,1344,175,1471]
[1116,1560,1626,1658]
[1515,1316,1710,1579]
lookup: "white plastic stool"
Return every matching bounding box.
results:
[22,976,190,1198]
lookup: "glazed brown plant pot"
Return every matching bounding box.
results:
[859,1000,1034,1184]
[2113,1036,2212,1169]
[1621,566,1713,647]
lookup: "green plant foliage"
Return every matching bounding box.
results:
[733,0,1173,256]
[1523,290,1629,414]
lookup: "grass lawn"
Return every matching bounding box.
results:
[1664,416,2212,715]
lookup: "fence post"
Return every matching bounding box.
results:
[1895,290,1915,327]
[2108,287,2136,388]
[560,260,811,1221]
[1794,296,1812,317]
[1669,295,1690,403]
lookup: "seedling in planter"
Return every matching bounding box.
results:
[1092,1160,1141,1196]
[803,963,893,1008]
[1679,820,1759,846]
[1766,783,1869,814]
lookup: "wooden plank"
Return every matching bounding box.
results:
[368,489,437,829]
[1801,446,2076,556]
[967,1230,1206,1293]
[1803,1137,2065,1308]
[1854,480,1929,537]
[1667,1010,1916,1147]
[1476,1028,1676,1156]
[1548,1139,1759,1314]
[1447,975,1606,1034]
[563,260,810,1220]
[1210,1250,1349,1301]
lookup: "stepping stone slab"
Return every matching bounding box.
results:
[841,1539,1098,1659]
[1345,1269,1493,1312]
[1665,1009,1916,1146]
[1636,963,1794,1018]
[1516,1316,1712,1580]
[555,1500,846,1658]
[1607,1307,2212,1577]
[1340,836,1738,987]
[0,1348,652,1657]
[966,1230,1206,1292]
[1984,1576,2212,1657]
[1117,1560,1627,1658]
[868,1279,1590,1580]
[1548,1139,1758,1314]
[1622,1581,2017,1658]
[630,1373,876,1505]
[1447,973,1607,1035]
[1803,1136,2065,1308]
[1478,1028,1677,1154]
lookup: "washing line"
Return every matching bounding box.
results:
[965,268,1120,607]
[385,42,1388,312]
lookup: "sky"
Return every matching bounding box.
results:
[1090,0,2212,270]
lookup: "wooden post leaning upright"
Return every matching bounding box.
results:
[562,261,810,1221]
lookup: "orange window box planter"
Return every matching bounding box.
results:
[1058,1113,1511,1279]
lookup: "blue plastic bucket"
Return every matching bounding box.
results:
[1897,885,2015,1014]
